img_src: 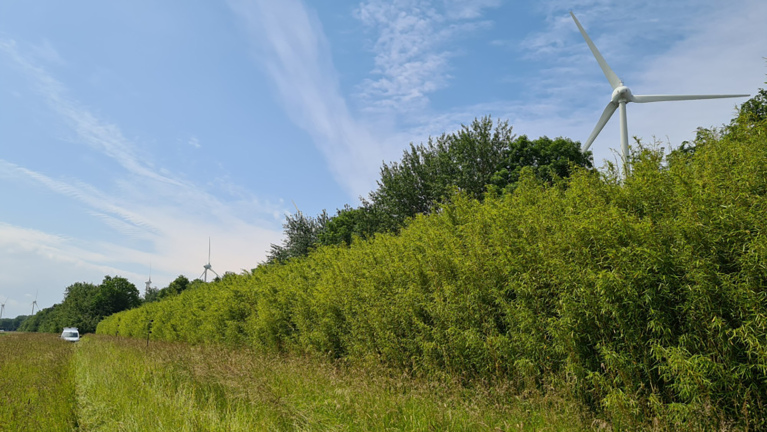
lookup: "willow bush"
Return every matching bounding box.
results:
[99,112,767,428]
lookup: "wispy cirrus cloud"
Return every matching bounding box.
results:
[0,39,184,188]
[226,0,505,198]
[354,0,500,113]
[227,0,385,198]
[0,39,286,317]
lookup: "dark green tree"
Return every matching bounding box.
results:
[155,275,191,301]
[318,203,383,246]
[369,117,515,230]
[489,135,592,193]
[267,210,329,263]
[267,116,591,257]
[369,117,592,230]
[144,286,160,303]
[0,315,29,331]
[58,282,100,332]
[94,276,141,318]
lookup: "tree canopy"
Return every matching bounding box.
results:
[267,116,592,263]
[20,276,140,334]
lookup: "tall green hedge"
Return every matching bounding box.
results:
[99,113,767,427]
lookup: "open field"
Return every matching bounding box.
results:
[0,332,78,431]
[1,332,590,431]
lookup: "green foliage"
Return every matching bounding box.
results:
[0,315,28,331]
[277,116,592,260]
[100,98,767,428]
[21,276,141,334]
[145,274,193,302]
[368,116,517,231]
[734,88,767,125]
[489,135,593,194]
[267,210,329,264]
[318,203,382,246]
[75,335,586,431]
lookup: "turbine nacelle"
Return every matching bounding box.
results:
[611,86,633,104]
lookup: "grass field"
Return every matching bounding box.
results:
[75,335,589,431]
[1,332,591,431]
[0,332,78,431]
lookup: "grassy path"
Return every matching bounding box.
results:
[1,332,590,431]
[0,332,78,431]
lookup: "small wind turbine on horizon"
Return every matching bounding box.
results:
[200,237,219,283]
[570,11,749,173]
[0,297,7,320]
[145,264,154,297]
[31,291,38,315]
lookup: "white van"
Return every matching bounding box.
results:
[61,327,80,342]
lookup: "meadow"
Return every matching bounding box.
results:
[0,332,77,431]
[1,332,589,431]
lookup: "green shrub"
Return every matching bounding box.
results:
[99,113,767,429]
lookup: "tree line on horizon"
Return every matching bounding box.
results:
[17,274,214,334]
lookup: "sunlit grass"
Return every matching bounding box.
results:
[0,332,77,431]
[75,335,590,431]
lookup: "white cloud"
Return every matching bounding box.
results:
[354,0,499,113]
[0,39,184,188]
[227,0,386,198]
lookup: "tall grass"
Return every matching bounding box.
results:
[0,332,77,431]
[75,334,588,431]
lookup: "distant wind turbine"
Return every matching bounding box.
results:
[570,11,749,173]
[31,291,38,315]
[145,264,154,298]
[0,297,7,320]
[200,237,219,283]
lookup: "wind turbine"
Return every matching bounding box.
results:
[145,265,154,298]
[0,297,7,320]
[200,237,219,282]
[570,11,749,173]
[31,291,38,315]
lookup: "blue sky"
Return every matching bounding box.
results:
[1,0,765,318]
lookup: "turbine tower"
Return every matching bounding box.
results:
[0,297,7,320]
[200,237,219,283]
[570,12,748,173]
[31,291,38,315]
[145,265,153,298]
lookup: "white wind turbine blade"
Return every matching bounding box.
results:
[631,94,750,103]
[583,101,618,151]
[570,12,623,90]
